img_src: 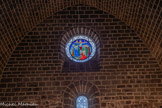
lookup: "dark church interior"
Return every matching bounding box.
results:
[0,0,162,108]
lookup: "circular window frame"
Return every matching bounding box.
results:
[65,35,96,63]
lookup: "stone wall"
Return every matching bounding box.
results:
[0,5,162,108]
[1,0,161,76]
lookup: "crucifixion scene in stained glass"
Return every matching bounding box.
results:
[65,35,96,62]
[70,39,91,60]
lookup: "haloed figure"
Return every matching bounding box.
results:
[67,36,96,62]
[80,50,87,60]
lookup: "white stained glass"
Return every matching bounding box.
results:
[76,96,88,108]
[65,35,96,62]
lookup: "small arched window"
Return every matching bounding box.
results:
[76,96,88,108]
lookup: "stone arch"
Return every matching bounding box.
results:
[60,27,100,61]
[60,27,101,72]
[63,80,100,108]
[1,0,161,78]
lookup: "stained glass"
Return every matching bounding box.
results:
[65,35,96,62]
[76,96,88,108]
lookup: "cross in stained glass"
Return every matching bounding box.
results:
[65,35,96,62]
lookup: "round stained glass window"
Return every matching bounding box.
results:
[65,35,96,62]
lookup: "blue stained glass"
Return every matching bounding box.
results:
[76,96,88,108]
[65,35,96,62]
[69,39,92,60]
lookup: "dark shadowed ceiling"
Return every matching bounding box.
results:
[0,0,161,79]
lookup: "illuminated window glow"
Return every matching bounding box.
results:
[65,35,96,62]
[76,96,88,108]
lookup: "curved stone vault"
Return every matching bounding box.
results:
[0,0,162,79]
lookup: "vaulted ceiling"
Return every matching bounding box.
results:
[0,0,162,78]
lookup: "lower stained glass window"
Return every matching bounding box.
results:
[76,96,88,108]
[65,35,96,62]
